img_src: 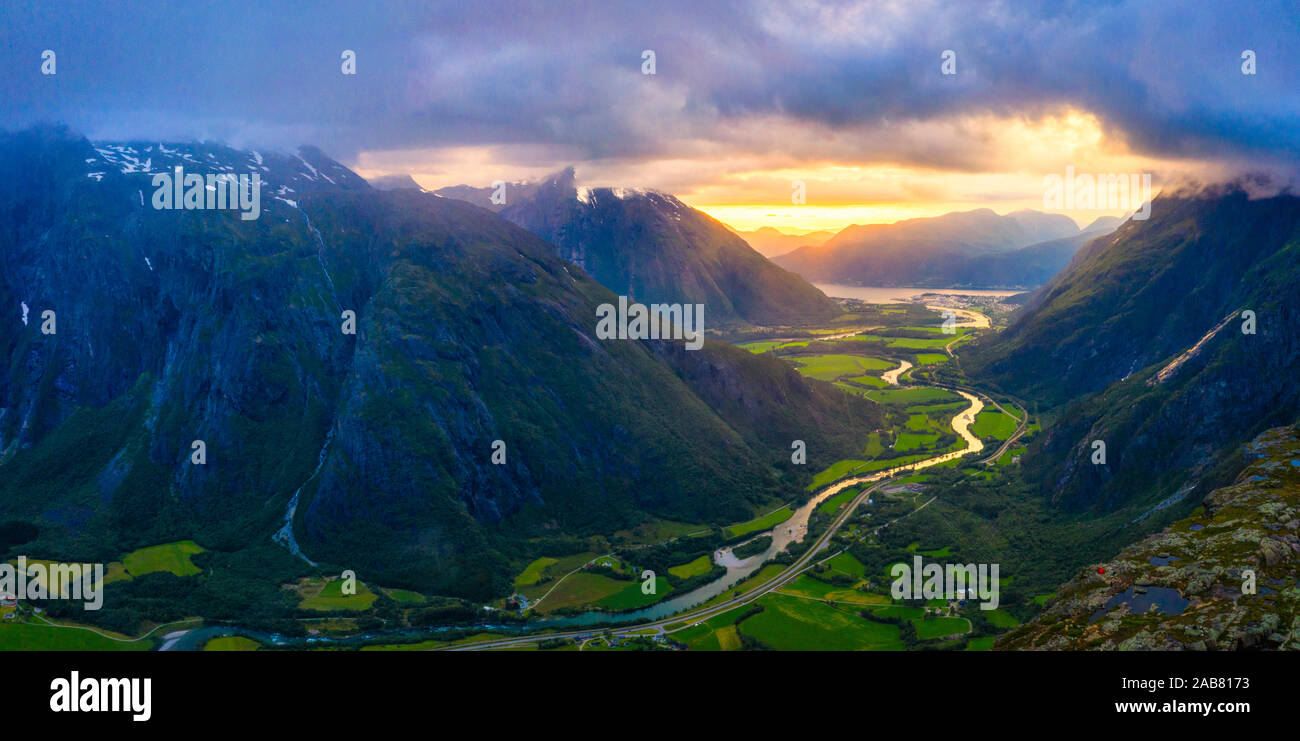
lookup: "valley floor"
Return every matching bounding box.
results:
[2,297,1134,652]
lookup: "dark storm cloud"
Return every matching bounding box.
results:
[2,0,1296,169]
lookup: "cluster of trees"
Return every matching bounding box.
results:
[732,604,770,650]
[613,532,728,596]
[732,535,772,560]
[622,532,721,575]
[861,606,962,651]
[806,563,856,588]
[408,600,483,627]
[0,520,39,552]
[39,566,302,636]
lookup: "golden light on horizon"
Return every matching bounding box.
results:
[681,111,1177,233]
[689,203,962,234]
[355,108,1206,236]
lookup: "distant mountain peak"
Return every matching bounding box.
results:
[775,205,1083,287]
[434,169,838,326]
[78,136,370,201]
[1081,214,1127,234]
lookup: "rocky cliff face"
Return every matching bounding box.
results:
[0,126,880,600]
[999,425,1300,650]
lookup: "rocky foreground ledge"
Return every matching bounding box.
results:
[999,426,1300,650]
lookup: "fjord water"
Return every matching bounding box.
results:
[813,284,1022,303]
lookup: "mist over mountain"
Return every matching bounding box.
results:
[966,186,1300,513]
[1080,215,1126,235]
[366,173,425,191]
[775,208,1090,288]
[922,229,1109,288]
[435,169,841,327]
[0,126,881,600]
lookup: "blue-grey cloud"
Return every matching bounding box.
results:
[2,0,1296,172]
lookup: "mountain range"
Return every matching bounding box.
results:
[6,124,1294,639]
[774,208,1122,288]
[0,126,881,600]
[728,226,834,259]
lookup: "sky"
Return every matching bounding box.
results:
[3,0,1297,233]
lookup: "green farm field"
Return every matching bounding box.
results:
[596,576,673,610]
[725,505,793,538]
[203,636,260,651]
[740,594,902,650]
[0,622,152,651]
[777,574,886,605]
[971,409,1018,440]
[867,387,961,405]
[515,557,559,587]
[668,555,713,579]
[122,540,205,578]
[791,354,894,381]
[299,579,378,612]
[914,616,970,639]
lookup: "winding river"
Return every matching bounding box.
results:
[165,312,993,648]
[881,359,913,385]
[166,384,988,648]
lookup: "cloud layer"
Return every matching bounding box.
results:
[4,0,1296,228]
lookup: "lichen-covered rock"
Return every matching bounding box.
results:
[998,426,1300,650]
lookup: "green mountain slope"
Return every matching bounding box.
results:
[0,127,882,602]
[965,187,1300,513]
